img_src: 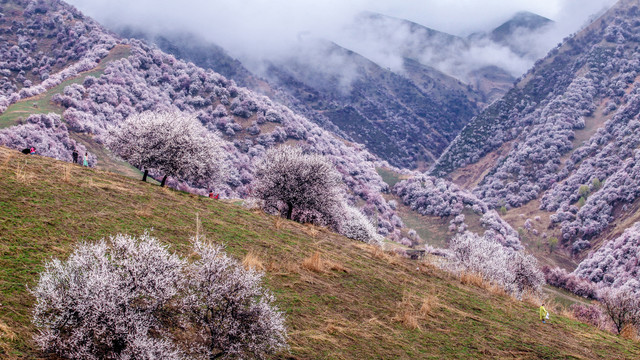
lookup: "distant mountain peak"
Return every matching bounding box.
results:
[491,11,553,43]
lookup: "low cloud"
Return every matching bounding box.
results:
[67,0,617,83]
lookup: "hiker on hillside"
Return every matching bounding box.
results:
[21,148,30,155]
[209,190,214,198]
[83,152,88,167]
[540,303,549,324]
[30,147,36,155]
[72,149,78,164]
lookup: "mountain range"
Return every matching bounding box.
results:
[114,10,554,169]
[1,0,640,356]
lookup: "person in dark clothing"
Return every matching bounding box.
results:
[72,149,79,164]
[21,148,30,155]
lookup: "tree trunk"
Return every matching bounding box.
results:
[142,169,149,182]
[160,174,168,187]
[211,352,225,360]
[286,202,293,220]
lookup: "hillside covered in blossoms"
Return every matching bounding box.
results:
[1,0,640,357]
[425,0,640,300]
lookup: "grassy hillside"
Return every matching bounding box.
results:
[0,146,638,359]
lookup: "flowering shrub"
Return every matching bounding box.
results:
[571,304,608,329]
[448,231,543,297]
[542,266,597,299]
[339,205,383,246]
[31,233,288,359]
[31,233,185,359]
[182,239,288,359]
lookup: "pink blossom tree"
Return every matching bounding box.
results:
[598,286,640,334]
[31,234,288,359]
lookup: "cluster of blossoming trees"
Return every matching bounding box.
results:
[431,7,640,250]
[0,0,117,112]
[421,2,640,296]
[448,231,544,297]
[32,233,288,359]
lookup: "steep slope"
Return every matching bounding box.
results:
[0,0,409,242]
[432,0,640,271]
[262,40,480,169]
[1,146,639,359]
[0,0,114,97]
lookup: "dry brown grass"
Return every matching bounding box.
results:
[488,284,508,297]
[0,322,16,342]
[620,324,639,341]
[242,251,265,271]
[419,294,438,318]
[14,159,31,182]
[459,271,486,288]
[134,205,153,218]
[303,223,321,238]
[61,162,72,183]
[0,321,16,359]
[0,152,15,171]
[360,244,401,265]
[194,212,201,239]
[393,292,422,330]
[522,291,548,309]
[273,216,285,230]
[302,252,325,273]
[370,245,386,259]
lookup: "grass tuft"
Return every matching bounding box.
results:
[242,251,264,271]
[301,252,325,273]
[459,271,486,288]
[620,324,639,341]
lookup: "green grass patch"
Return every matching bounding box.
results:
[0,146,638,359]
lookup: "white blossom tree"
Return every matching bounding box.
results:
[31,234,288,360]
[106,111,226,187]
[31,233,185,360]
[448,231,544,297]
[182,239,288,360]
[598,286,640,334]
[253,145,342,223]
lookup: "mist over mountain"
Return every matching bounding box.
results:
[66,0,615,83]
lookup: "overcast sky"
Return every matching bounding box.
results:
[66,0,617,79]
[67,0,615,46]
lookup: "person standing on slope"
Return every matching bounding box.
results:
[72,149,78,164]
[83,152,89,167]
[540,303,549,324]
